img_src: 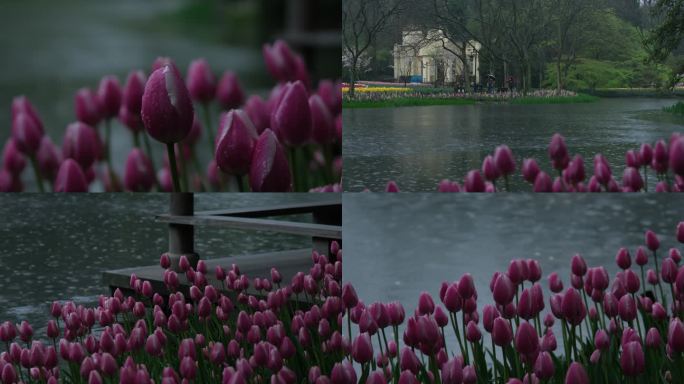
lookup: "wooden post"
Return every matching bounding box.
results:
[168,193,199,271]
[312,203,342,260]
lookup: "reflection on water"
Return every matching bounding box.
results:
[0,194,317,330]
[343,98,684,191]
[343,194,684,350]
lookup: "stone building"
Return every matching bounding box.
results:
[393,29,481,85]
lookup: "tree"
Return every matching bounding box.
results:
[342,0,406,97]
[549,0,597,91]
[647,0,684,62]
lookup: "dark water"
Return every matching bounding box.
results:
[0,0,262,190]
[343,98,684,191]
[343,194,684,350]
[0,194,318,330]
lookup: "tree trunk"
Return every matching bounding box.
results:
[462,43,471,93]
[556,21,563,92]
[349,57,357,98]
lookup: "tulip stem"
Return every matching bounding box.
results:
[142,132,161,191]
[177,145,190,192]
[29,155,45,192]
[643,167,648,192]
[202,103,214,151]
[166,143,182,192]
[236,175,245,192]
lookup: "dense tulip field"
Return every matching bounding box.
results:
[0,242,344,383]
[1,40,342,192]
[344,223,684,383]
[381,132,684,193]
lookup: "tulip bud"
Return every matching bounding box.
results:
[37,136,61,182]
[441,358,463,384]
[464,170,486,192]
[271,81,312,147]
[310,94,336,145]
[534,351,554,380]
[492,317,513,346]
[514,321,539,355]
[565,362,589,384]
[141,65,194,144]
[12,112,43,156]
[123,148,155,191]
[74,88,102,126]
[493,273,515,305]
[249,129,292,192]
[351,333,373,363]
[186,59,216,103]
[646,327,661,348]
[652,139,669,173]
[548,134,569,170]
[62,122,99,169]
[418,292,435,315]
[97,75,122,118]
[54,159,88,192]
[620,341,645,377]
[215,110,258,175]
[645,230,660,251]
[214,71,245,110]
[522,158,540,183]
[561,288,586,325]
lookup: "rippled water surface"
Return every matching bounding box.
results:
[344,194,684,348]
[343,98,684,191]
[0,194,318,330]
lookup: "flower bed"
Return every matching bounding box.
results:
[0,243,343,383]
[1,41,342,192]
[344,223,684,383]
[381,132,684,192]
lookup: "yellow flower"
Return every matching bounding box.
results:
[342,87,410,93]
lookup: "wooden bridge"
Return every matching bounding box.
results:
[102,194,342,297]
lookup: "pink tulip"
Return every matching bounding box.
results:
[244,95,270,134]
[441,358,463,384]
[54,159,88,192]
[310,94,336,145]
[482,155,499,181]
[534,351,554,380]
[669,136,684,176]
[493,273,515,305]
[74,88,102,126]
[215,110,258,175]
[514,321,539,355]
[37,136,61,182]
[561,288,586,326]
[97,75,122,118]
[645,230,660,251]
[533,171,552,192]
[620,341,645,376]
[263,40,298,82]
[12,111,43,157]
[351,333,373,363]
[669,318,684,352]
[492,317,513,346]
[249,129,292,192]
[652,139,669,173]
[123,149,155,191]
[522,158,540,183]
[186,59,216,103]
[216,71,245,110]
[141,65,194,144]
[464,170,485,192]
[622,167,643,191]
[494,145,515,176]
[646,327,662,348]
[62,122,100,169]
[564,362,588,384]
[2,139,27,175]
[271,81,312,147]
[122,70,147,116]
[548,133,569,170]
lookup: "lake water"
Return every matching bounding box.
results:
[343,193,684,354]
[0,0,262,190]
[343,98,684,191]
[0,193,318,334]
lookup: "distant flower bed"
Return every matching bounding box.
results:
[341,87,410,94]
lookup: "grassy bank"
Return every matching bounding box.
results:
[343,93,599,109]
[663,101,684,115]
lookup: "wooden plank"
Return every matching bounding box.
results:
[103,249,313,298]
[155,215,342,239]
[194,199,340,218]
